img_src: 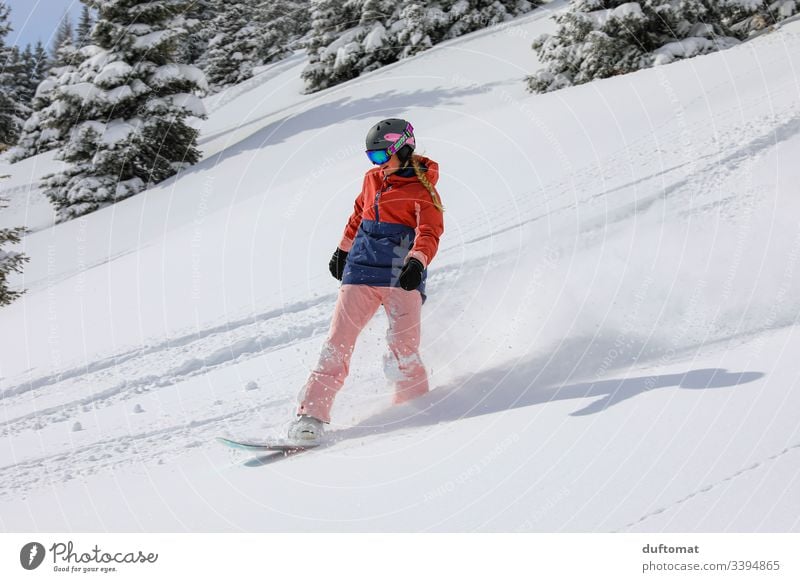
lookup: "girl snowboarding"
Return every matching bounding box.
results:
[288,118,445,443]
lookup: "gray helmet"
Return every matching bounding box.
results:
[365,118,416,152]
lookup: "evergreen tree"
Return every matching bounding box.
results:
[285,0,312,40]
[0,0,16,147]
[51,12,74,59]
[4,45,38,143]
[360,0,391,24]
[33,41,50,83]
[43,0,208,222]
[204,0,262,89]
[3,46,34,126]
[0,196,29,307]
[0,91,14,149]
[526,0,740,94]
[8,40,81,162]
[197,0,310,91]
[394,3,449,59]
[203,0,310,91]
[176,0,215,66]
[76,5,94,48]
[715,0,799,36]
[447,0,535,38]
[301,0,375,92]
[301,0,537,93]
[258,0,302,64]
[18,45,38,103]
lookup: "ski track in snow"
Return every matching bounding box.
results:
[0,181,44,199]
[0,295,336,435]
[0,398,290,500]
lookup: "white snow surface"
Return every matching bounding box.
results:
[1,2,799,532]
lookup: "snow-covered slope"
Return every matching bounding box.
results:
[1,1,799,531]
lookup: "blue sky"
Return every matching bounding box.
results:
[6,0,85,50]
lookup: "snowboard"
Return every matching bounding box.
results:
[216,436,319,454]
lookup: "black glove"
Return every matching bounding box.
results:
[398,258,424,291]
[329,248,348,280]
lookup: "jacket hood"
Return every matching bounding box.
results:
[377,155,439,186]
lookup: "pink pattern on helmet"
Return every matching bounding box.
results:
[384,133,415,146]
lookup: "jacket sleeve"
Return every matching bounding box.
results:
[338,176,367,252]
[407,193,444,268]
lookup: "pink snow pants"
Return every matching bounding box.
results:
[297,284,429,423]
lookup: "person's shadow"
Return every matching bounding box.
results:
[334,337,764,440]
[244,336,763,466]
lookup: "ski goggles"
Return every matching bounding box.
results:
[365,122,414,165]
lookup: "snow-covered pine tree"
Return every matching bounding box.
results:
[1,46,34,141]
[20,44,41,90]
[176,0,215,67]
[1,45,37,147]
[393,3,449,59]
[43,0,208,222]
[258,0,305,65]
[767,0,799,22]
[715,0,799,36]
[0,196,29,307]
[301,0,363,92]
[446,0,536,38]
[76,5,94,48]
[204,0,263,90]
[204,0,309,91]
[527,0,739,94]
[352,0,399,69]
[0,95,14,151]
[283,0,314,48]
[50,12,74,59]
[8,39,81,162]
[15,46,38,109]
[301,0,537,93]
[0,0,17,148]
[11,41,56,158]
[33,41,50,81]
[0,94,13,151]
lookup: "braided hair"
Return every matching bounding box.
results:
[398,145,444,212]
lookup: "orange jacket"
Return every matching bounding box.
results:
[338,155,444,269]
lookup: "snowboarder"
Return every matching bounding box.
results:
[288,118,445,443]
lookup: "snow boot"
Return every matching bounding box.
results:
[287,415,325,444]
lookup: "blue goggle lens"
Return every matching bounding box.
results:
[366,149,391,165]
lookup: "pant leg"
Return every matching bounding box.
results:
[380,288,429,404]
[297,284,382,423]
